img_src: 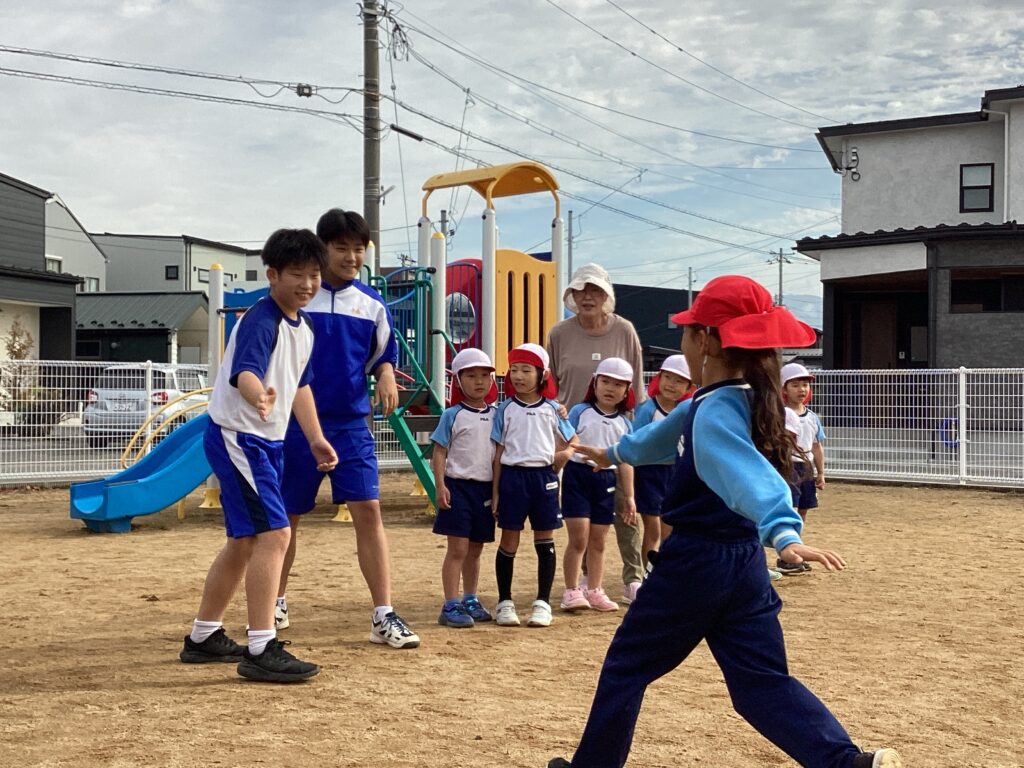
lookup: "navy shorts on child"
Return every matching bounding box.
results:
[561,461,617,525]
[791,462,818,510]
[633,464,673,517]
[497,465,563,531]
[281,426,379,512]
[433,477,495,542]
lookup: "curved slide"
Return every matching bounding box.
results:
[70,414,212,533]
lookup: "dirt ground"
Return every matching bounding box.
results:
[1,476,1021,768]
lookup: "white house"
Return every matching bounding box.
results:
[797,86,1024,369]
[45,194,107,293]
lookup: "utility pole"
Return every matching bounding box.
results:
[440,209,449,242]
[567,209,574,278]
[769,248,790,306]
[363,0,381,274]
[687,266,693,309]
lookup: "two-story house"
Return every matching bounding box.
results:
[0,172,81,360]
[45,194,107,294]
[91,233,257,294]
[796,86,1024,369]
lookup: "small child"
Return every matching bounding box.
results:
[778,363,826,576]
[179,229,337,683]
[491,343,577,628]
[430,348,500,628]
[561,358,636,613]
[631,354,693,566]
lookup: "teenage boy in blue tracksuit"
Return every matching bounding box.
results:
[278,209,419,649]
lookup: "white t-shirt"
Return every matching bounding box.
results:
[491,397,576,467]
[567,403,632,467]
[207,297,314,441]
[430,403,495,481]
[789,406,825,462]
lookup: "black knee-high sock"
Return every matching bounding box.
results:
[535,538,556,604]
[496,547,516,602]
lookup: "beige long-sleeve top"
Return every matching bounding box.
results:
[546,314,645,408]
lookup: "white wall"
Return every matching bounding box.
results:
[1005,101,1024,222]
[45,201,106,291]
[94,235,184,292]
[186,243,247,293]
[840,121,1005,234]
[0,303,40,360]
[806,242,927,281]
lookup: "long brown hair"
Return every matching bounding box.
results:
[718,342,796,479]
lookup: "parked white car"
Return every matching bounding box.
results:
[82,364,208,448]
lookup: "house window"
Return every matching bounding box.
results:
[196,268,210,284]
[45,256,62,273]
[76,339,101,358]
[77,277,100,293]
[165,265,179,281]
[960,163,994,213]
[245,269,258,281]
[950,269,1024,312]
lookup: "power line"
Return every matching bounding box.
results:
[601,0,838,123]
[396,12,821,154]
[540,0,815,129]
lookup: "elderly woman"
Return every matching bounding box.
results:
[546,263,645,604]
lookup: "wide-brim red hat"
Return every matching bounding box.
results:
[670,275,816,349]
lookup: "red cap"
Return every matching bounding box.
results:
[670,275,816,349]
[507,344,558,399]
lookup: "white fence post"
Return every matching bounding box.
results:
[957,366,968,485]
[144,360,153,454]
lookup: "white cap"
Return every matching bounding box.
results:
[510,342,550,371]
[784,406,800,435]
[659,354,691,381]
[564,263,615,314]
[780,362,815,386]
[451,348,495,376]
[594,357,633,383]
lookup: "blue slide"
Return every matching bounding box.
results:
[70,414,213,533]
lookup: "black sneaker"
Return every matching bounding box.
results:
[180,628,246,663]
[801,561,813,572]
[852,749,903,768]
[237,639,320,683]
[547,759,571,768]
[776,559,807,576]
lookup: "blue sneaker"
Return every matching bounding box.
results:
[462,595,493,622]
[438,599,475,628]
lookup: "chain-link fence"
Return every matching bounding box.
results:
[2,360,1022,488]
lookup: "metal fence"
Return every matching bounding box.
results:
[1,360,1022,488]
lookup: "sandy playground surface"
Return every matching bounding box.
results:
[1,476,1021,768]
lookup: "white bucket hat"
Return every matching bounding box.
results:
[451,348,495,376]
[564,263,616,314]
[780,362,815,387]
[594,357,633,383]
[659,354,691,382]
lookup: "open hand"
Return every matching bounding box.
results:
[575,444,613,469]
[779,542,846,572]
[256,387,277,421]
[620,496,637,525]
[310,437,338,472]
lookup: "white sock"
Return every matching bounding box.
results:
[276,596,287,610]
[373,605,394,624]
[190,619,222,644]
[247,628,276,656]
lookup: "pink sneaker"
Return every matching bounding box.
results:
[621,581,642,605]
[560,586,591,611]
[585,587,619,612]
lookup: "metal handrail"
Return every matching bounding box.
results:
[120,387,212,468]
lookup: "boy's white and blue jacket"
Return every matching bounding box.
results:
[288,279,398,432]
[608,379,803,553]
[630,398,676,466]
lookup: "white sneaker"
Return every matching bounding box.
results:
[621,581,642,605]
[370,611,421,648]
[495,599,520,626]
[869,749,903,768]
[274,602,289,630]
[527,599,553,627]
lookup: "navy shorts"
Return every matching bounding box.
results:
[496,465,563,532]
[561,461,617,525]
[634,464,673,517]
[204,420,289,538]
[433,477,495,543]
[792,462,818,511]
[281,426,380,514]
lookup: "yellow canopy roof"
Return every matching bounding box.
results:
[421,161,559,215]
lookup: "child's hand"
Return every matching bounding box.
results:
[556,402,568,419]
[575,444,613,469]
[309,437,338,472]
[256,387,277,421]
[815,474,826,490]
[491,495,499,520]
[621,496,637,525]
[553,447,573,472]
[779,542,846,572]
[436,482,451,510]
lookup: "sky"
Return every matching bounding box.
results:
[3,0,1024,328]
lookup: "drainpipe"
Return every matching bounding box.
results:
[983,108,1010,222]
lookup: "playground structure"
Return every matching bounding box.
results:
[69,161,565,530]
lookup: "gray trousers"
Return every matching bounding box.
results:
[582,478,644,586]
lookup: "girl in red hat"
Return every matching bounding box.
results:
[491,343,578,629]
[551,276,902,768]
